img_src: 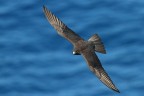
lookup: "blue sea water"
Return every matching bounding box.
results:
[0,0,144,96]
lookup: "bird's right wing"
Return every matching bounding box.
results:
[81,50,120,92]
[43,6,83,45]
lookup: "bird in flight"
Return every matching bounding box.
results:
[43,5,120,93]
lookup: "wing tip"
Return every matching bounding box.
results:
[43,5,47,11]
[98,69,120,93]
[103,80,120,93]
[43,5,46,8]
[112,87,120,93]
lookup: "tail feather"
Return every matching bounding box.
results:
[88,34,106,54]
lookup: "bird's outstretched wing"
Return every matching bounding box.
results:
[43,5,83,45]
[82,50,120,93]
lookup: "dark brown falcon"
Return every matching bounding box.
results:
[43,5,120,93]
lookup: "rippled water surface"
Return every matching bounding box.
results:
[0,0,144,96]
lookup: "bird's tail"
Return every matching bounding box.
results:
[88,34,106,54]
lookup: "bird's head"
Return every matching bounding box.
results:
[73,50,80,55]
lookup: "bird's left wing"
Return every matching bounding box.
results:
[81,50,120,92]
[43,6,83,45]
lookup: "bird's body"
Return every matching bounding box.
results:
[43,5,120,93]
